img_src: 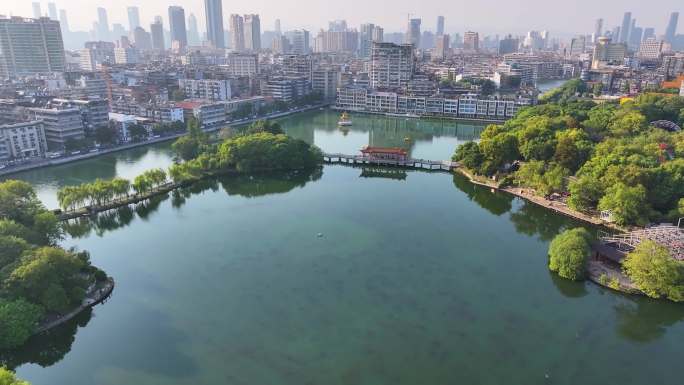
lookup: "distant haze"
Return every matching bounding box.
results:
[4,0,682,37]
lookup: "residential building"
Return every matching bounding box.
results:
[52,99,109,134]
[227,53,259,76]
[499,35,519,55]
[406,19,421,48]
[0,16,66,78]
[28,107,85,149]
[314,30,359,53]
[80,41,115,71]
[312,68,340,100]
[0,120,48,161]
[230,14,245,51]
[114,48,140,64]
[463,31,479,51]
[266,77,310,103]
[151,20,165,50]
[175,101,226,129]
[370,42,414,89]
[639,38,663,60]
[169,6,188,49]
[179,79,232,101]
[108,112,138,142]
[435,34,450,60]
[288,30,310,54]
[133,27,152,50]
[204,0,225,48]
[244,15,261,51]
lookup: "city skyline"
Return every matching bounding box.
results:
[6,0,683,37]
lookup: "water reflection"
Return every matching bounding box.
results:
[451,173,514,216]
[359,167,407,181]
[0,309,93,370]
[614,297,684,343]
[64,169,323,239]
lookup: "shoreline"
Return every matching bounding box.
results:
[33,278,115,336]
[0,104,328,178]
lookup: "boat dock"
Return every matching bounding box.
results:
[323,153,459,172]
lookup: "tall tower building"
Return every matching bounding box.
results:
[127,7,141,31]
[168,6,188,49]
[463,31,479,51]
[59,9,69,33]
[32,2,41,19]
[97,7,110,41]
[665,12,679,43]
[406,18,421,48]
[151,20,165,50]
[275,19,281,36]
[370,42,414,89]
[187,13,200,46]
[47,3,58,20]
[0,16,66,78]
[619,12,632,43]
[436,16,445,36]
[229,14,245,51]
[244,15,261,51]
[204,0,225,48]
[372,26,384,43]
[360,23,376,57]
[594,18,603,41]
[643,27,655,41]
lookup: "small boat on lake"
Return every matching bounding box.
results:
[338,112,352,126]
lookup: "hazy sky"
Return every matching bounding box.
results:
[4,0,682,37]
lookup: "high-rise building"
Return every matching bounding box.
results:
[32,2,41,19]
[569,35,586,58]
[360,23,376,57]
[229,14,245,51]
[435,34,449,60]
[639,38,663,60]
[463,31,479,51]
[59,9,69,33]
[592,37,626,69]
[594,18,604,42]
[0,16,66,78]
[436,16,445,36]
[619,12,632,43]
[97,7,110,41]
[275,19,281,35]
[128,7,141,31]
[499,35,519,55]
[244,14,261,51]
[665,12,679,43]
[47,3,58,20]
[133,27,152,50]
[406,18,421,48]
[187,13,200,46]
[204,0,225,48]
[373,26,384,43]
[169,6,188,49]
[151,20,165,50]
[80,41,115,71]
[315,30,359,53]
[288,30,310,54]
[643,28,655,41]
[370,42,414,89]
[629,25,643,49]
[329,20,347,32]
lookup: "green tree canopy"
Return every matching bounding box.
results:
[623,240,684,301]
[0,299,44,350]
[548,228,592,281]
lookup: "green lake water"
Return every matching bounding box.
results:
[3,110,684,385]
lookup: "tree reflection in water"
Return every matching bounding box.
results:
[0,309,93,370]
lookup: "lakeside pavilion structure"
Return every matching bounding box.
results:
[360,146,408,161]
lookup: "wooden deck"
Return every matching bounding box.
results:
[323,153,459,172]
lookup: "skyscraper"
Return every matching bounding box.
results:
[59,9,69,33]
[204,0,225,48]
[32,2,41,19]
[97,7,110,41]
[665,12,679,43]
[406,18,421,48]
[288,30,310,54]
[0,16,66,78]
[151,20,165,50]
[643,27,655,41]
[594,18,603,41]
[435,34,449,59]
[244,14,261,51]
[436,16,445,36]
[187,13,200,46]
[133,27,152,50]
[229,14,245,51]
[47,3,58,20]
[619,12,632,43]
[360,23,375,57]
[169,6,188,49]
[128,7,141,31]
[275,19,281,36]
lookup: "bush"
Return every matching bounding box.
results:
[548,228,592,281]
[623,240,684,301]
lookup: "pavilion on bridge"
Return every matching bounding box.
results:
[360,146,409,161]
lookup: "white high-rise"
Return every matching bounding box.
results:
[244,15,261,51]
[370,42,414,89]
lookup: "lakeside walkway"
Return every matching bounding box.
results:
[34,278,115,335]
[0,104,328,178]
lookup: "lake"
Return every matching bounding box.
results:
[4,110,684,385]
